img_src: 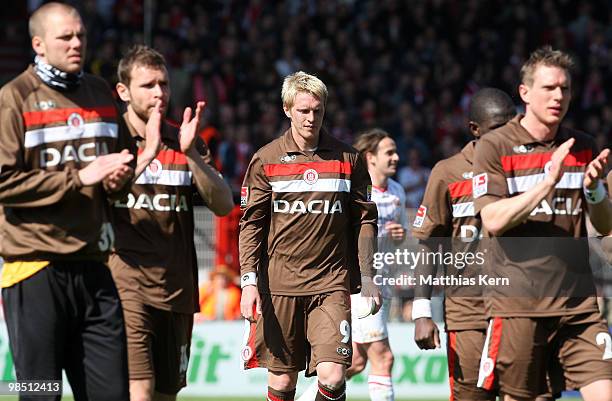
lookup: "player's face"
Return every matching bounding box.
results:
[370,137,399,178]
[35,12,86,73]
[284,92,325,144]
[125,65,170,121]
[520,64,571,127]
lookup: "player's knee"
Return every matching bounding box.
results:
[317,362,346,387]
[268,372,297,391]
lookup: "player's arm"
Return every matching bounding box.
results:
[350,154,381,313]
[476,137,575,236]
[411,162,450,349]
[0,104,133,208]
[239,153,270,321]
[102,105,137,200]
[177,102,233,216]
[133,101,162,179]
[583,148,611,235]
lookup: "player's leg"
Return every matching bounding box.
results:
[69,261,129,401]
[449,330,495,401]
[478,317,549,401]
[554,314,612,401]
[269,371,299,400]
[150,309,192,401]
[306,291,352,401]
[363,339,394,401]
[346,341,367,378]
[2,264,66,401]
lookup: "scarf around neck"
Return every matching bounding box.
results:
[34,56,83,91]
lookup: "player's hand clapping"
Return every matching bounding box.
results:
[178,101,206,154]
[583,148,610,190]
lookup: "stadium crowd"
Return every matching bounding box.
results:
[3,0,607,197]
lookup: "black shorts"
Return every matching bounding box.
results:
[2,261,129,401]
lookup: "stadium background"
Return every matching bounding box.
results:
[0,0,611,399]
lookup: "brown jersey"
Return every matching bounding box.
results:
[412,141,487,331]
[239,129,378,296]
[110,116,214,313]
[0,65,132,262]
[473,115,599,317]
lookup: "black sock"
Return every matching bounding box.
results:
[267,386,296,401]
[315,381,346,401]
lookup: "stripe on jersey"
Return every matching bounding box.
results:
[506,172,584,194]
[448,179,472,199]
[135,169,192,186]
[270,178,351,193]
[501,149,591,172]
[264,161,352,177]
[477,317,502,390]
[22,106,118,127]
[138,148,187,165]
[452,202,475,217]
[24,122,118,148]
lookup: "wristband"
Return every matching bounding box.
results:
[584,181,606,204]
[412,299,432,320]
[240,272,257,288]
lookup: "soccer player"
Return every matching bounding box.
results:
[110,45,233,401]
[0,2,136,400]
[298,129,407,401]
[239,71,381,401]
[473,46,612,401]
[411,88,516,401]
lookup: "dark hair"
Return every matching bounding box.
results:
[468,87,515,125]
[117,45,167,86]
[353,128,392,156]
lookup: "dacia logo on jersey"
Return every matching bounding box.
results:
[114,193,189,212]
[513,144,535,154]
[273,199,343,214]
[530,197,582,216]
[34,100,56,110]
[41,142,109,167]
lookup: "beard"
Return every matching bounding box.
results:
[131,102,166,123]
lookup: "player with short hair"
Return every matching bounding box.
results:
[473,46,612,401]
[110,45,233,401]
[411,87,516,401]
[0,2,137,400]
[239,71,381,401]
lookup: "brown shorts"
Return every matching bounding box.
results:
[122,299,193,394]
[478,312,612,399]
[448,330,496,401]
[242,291,352,376]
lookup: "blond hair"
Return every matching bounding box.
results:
[520,46,574,86]
[281,71,328,109]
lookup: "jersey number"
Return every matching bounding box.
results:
[596,332,612,360]
[98,222,115,252]
[340,320,350,344]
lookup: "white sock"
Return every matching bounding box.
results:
[296,380,319,401]
[368,374,394,401]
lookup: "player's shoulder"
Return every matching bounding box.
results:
[561,126,596,147]
[0,67,41,106]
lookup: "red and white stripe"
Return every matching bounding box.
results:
[264,160,351,177]
[22,106,117,127]
[501,149,591,172]
[24,122,118,148]
[135,169,192,186]
[506,172,584,194]
[452,201,475,217]
[270,178,351,193]
[477,318,502,390]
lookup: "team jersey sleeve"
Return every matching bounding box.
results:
[473,135,508,215]
[239,152,272,277]
[350,153,378,277]
[410,162,452,239]
[0,102,84,208]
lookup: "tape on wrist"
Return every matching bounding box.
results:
[412,299,432,320]
[240,272,257,288]
[584,181,606,204]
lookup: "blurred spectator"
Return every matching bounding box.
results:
[197,265,241,321]
[398,148,431,208]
